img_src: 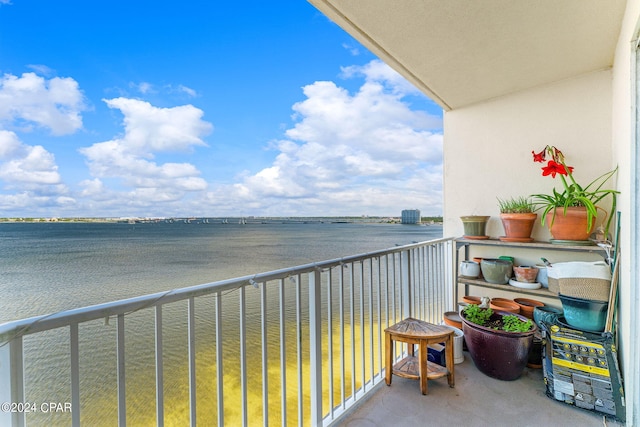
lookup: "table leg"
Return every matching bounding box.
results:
[446,333,455,387]
[385,332,392,386]
[418,339,428,395]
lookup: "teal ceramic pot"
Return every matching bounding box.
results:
[559,295,608,332]
[533,305,563,329]
[480,258,513,284]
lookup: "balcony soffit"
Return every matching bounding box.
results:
[308,0,627,111]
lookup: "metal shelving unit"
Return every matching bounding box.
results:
[454,238,608,305]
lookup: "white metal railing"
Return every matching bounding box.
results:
[0,237,455,427]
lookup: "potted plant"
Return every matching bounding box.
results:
[530,145,618,241]
[497,196,537,242]
[461,304,536,381]
[460,215,490,239]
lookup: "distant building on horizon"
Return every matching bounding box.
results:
[401,209,421,224]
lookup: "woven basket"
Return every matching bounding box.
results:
[547,261,611,302]
[558,277,610,301]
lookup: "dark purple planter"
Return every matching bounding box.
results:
[461,310,537,381]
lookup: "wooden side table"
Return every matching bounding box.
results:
[385,317,455,395]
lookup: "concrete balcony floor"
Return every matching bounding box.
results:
[337,356,624,427]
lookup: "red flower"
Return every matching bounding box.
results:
[541,160,572,178]
[531,149,546,163]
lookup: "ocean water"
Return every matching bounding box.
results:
[0,221,443,426]
[0,221,442,323]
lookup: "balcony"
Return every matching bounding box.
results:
[0,237,624,426]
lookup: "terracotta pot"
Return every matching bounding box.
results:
[545,206,594,241]
[513,265,539,283]
[461,310,536,381]
[514,298,544,319]
[443,311,463,329]
[490,298,520,313]
[499,212,537,242]
[462,295,481,305]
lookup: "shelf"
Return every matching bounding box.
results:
[392,355,449,380]
[457,277,557,299]
[454,237,608,304]
[455,237,607,255]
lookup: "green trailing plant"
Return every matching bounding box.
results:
[462,304,493,326]
[497,196,535,214]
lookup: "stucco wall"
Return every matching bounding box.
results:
[443,70,613,239]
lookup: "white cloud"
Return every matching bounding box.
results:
[341,42,360,56]
[210,60,443,216]
[27,64,55,76]
[129,82,198,98]
[130,81,155,94]
[0,72,86,135]
[0,61,442,218]
[176,85,197,97]
[78,98,212,210]
[102,98,211,153]
[341,60,423,97]
[0,130,72,211]
[0,130,62,187]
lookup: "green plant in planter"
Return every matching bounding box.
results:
[462,304,493,326]
[530,145,619,235]
[462,304,537,381]
[463,304,533,332]
[502,315,534,332]
[497,196,535,214]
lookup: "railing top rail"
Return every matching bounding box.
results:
[0,237,454,343]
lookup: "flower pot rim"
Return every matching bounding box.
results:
[513,298,544,307]
[500,212,537,218]
[481,258,512,265]
[460,215,490,221]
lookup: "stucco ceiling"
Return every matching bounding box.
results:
[309,0,627,110]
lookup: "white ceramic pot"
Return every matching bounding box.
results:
[535,264,548,287]
[458,301,468,315]
[460,260,480,278]
[442,325,465,364]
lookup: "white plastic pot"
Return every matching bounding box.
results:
[442,325,464,364]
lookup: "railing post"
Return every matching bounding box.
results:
[447,240,456,311]
[117,314,126,427]
[0,337,25,427]
[308,269,323,427]
[401,249,412,319]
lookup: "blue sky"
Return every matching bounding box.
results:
[0,1,443,218]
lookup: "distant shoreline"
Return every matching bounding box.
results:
[0,216,443,224]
